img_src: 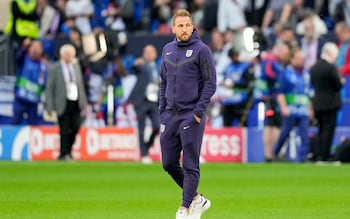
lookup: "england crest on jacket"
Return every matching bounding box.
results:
[186,49,193,57]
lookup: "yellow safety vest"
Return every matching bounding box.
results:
[5,0,39,39]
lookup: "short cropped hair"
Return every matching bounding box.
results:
[172,9,192,26]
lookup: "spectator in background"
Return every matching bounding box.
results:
[289,0,307,30]
[4,0,39,49]
[333,0,350,27]
[67,28,87,67]
[53,27,88,70]
[37,0,59,59]
[217,0,246,33]
[127,44,160,164]
[257,42,291,162]
[266,22,299,49]
[261,0,293,37]
[329,0,343,20]
[310,42,344,162]
[308,0,332,29]
[335,21,350,75]
[297,9,327,70]
[244,0,268,27]
[45,44,87,160]
[91,0,113,31]
[188,0,205,28]
[277,23,299,49]
[102,0,135,32]
[200,0,218,33]
[210,29,231,83]
[221,47,255,127]
[65,0,94,35]
[131,0,148,32]
[53,0,69,36]
[305,0,329,19]
[37,0,57,38]
[273,49,313,162]
[12,39,47,125]
[150,0,174,34]
[4,0,40,76]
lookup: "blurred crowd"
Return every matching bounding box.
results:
[2,0,350,162]
[1,0,350,124]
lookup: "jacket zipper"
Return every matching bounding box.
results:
[174,46,178,112]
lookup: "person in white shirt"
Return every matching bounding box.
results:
[45,44,87,160]
[217,0,247,33]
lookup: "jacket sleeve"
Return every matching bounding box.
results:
[339,44,350,75]
[158,48,167,115]
[330,64,343,91]
[264,60,277,80]
[277,68,287,95]
[194,46,217,118]
[45,64,56,112]
[75,64,87,110]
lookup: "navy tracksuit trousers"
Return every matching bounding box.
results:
[160,110,205,208]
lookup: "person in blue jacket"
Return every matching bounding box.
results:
[12,39,47,125]
[222,47,255,127]
[256,42,291,162]
[158,9,216,219]
[273,48,314,162]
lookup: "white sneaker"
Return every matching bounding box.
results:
[141,156,153,164]
[187,195,211,219]
[176,209,188,219]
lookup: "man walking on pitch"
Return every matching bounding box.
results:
[45,44,87,160]
[159,9,216,219]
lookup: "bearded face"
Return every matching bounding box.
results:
[172,16,194,42]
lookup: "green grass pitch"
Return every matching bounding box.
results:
[0,162,349,219]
